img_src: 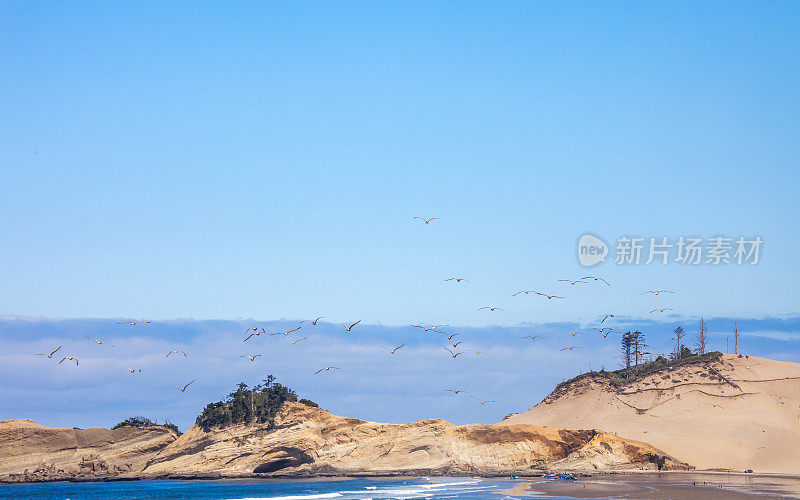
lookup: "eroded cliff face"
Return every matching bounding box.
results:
[141,402,688,477]
[0,419,178,482]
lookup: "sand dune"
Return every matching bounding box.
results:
[503,353,800,472]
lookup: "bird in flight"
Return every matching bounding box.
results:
[446,389,469,395]
[59,356,79,365]
[444,347,466,358]
[301,316,325,325]
[479,307,504,311]
[314,366,340,375]
[128,368,142,373]
[444,332,460,341]
[339,320,361,331]
[414,217,438,224]
[445,277,469,283]
[117,321,150,325]
[172,380,195,392]
[290,337,308,345]
[36,346,61,359]
[558,279,586,286]
[641,290,675,295]
[480,400,496,405]
[166,349,187,357]
[561,346,581,351]
[380,344,405,354]
[271,326,303,336]
[244,326,265,334]
[450,341,464,348]
[570,331,583,337]
[412,324,448,332]
[581,276,611,286]
[650,308,674,313]
[534,292,564,300]
[86,337,115,347]
[601,314,615,323]
[512,290,536,296]
[521,336,540,341]
[244,329,267,342]
[241,355,261,362]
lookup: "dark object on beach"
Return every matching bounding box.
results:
[745,469,754,473]
[544,473,577,481]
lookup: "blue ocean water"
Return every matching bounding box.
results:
[0,477,532,500]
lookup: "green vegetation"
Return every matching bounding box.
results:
[112,416,180,435]
[195,374,318,431]
[548,351,725,399]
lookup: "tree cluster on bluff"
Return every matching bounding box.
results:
[196,374,317,431]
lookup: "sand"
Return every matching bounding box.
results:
[502,472,800,499]
[503,354,800,472]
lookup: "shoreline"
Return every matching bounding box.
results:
[4,469,800,486]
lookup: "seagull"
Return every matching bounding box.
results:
[444,347,466,358]
[270,326,303,336]
[521,336,540,341]
[534,292,564,300]
[86,337,115,347]
[641,290,675,296]
[314,366,340,375]
[512,290,536,296]
[570,331,583,337]
[59,356,79,365]
[445,277,469,283]
[244,329,266,342]
[412,324,448,332]
[127,368,142,373]
[414,217,438,224]
[581,276,611,286]
[446,389,469,395]
[241,355,262,362]
[558,279,586,286]
[467,350,482,355]
[444,332,460,341]
[172,380,195,392]
[290,337,308,345]
[166,349,187,357]
[480,400,496,405]
[339,320,361,332]
[650,308,674,313]
[450,341,464,348]
[117,321,150,325]
[301,316,325,325]
[601,314,615,323]
[244,326,265,335]
[479,307,504,311]
[380,344,405,354]
[561,346,581,351]
[36,346,62,359]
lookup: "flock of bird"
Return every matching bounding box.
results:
[35,216,676,408]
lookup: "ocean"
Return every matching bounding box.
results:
[0,477,529,500]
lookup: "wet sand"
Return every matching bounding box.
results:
[502,472,800,498]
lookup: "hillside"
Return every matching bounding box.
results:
[141,401,687,477]
[0,419,178,482]
[503,353,800,472]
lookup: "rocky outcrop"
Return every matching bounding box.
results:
[0,419,178,483]
[140,402,688,477]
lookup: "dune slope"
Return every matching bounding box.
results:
[503,353,800,472]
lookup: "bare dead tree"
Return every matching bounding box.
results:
[696,318,707,355]
[734,321,741,355]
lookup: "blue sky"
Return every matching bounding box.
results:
[1,3,800,427]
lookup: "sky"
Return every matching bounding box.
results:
[1,2,800,428]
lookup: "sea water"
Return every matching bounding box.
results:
[0,477,536,500]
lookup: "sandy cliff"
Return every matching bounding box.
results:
[139,402,686,477]
[503,353,800,472]
[0,419,178,482]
